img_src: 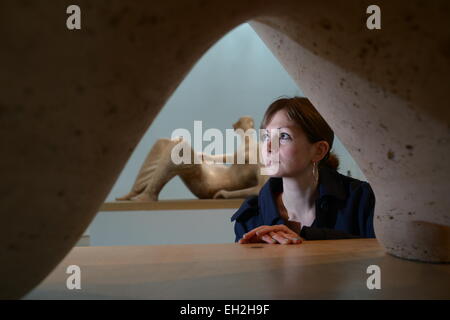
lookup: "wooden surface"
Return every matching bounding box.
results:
[25,239,450,299]
[99,199,244,211]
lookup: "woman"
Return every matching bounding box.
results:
[231,96,376,244]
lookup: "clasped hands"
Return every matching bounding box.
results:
[238,224,303,245]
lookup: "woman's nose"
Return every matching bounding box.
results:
[266,137,279,155]
[269,133,280,151]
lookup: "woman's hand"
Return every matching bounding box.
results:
[238,225,303,245]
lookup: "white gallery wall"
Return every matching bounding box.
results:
[86,23,366,246]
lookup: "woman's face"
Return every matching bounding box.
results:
[261,109,325,177]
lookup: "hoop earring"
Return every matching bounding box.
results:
[312,161,318,183]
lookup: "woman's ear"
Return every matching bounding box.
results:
[314,141,330,161]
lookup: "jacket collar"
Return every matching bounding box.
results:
[316,166,347,201]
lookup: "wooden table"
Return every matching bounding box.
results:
[25,239,450,299]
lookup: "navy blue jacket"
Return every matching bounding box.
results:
[230,166,376,242]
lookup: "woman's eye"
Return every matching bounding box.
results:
[261,132,290,142]
[280,133,291,140]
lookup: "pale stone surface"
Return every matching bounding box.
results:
[1,0,449,299]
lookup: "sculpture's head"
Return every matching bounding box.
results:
[260,96,339,177]
[233,116,254,131]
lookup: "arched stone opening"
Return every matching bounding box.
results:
[1,0,448,299]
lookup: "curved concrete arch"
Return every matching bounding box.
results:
[0,0,448,299]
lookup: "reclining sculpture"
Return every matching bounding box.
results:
[116,116,267,201]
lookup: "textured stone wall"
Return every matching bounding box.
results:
[0,0,448,299]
